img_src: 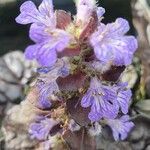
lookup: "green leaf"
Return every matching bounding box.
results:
[135,100,150,119]
[135,100,150,111]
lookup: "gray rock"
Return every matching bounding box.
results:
[106,142,132,150]
[131,140,145,150]
[129,122,144,141]
[0,51,37,104]
[1,101,38,150]
[146,145,150,150]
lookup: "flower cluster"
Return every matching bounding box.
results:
[16,0,137,147]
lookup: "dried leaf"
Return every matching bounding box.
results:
[102,66,125,82]
[66,97,90,126]
[57,72,86,92]
[135,100,150,119]
[58,46,81,58]
[79,12,98,42]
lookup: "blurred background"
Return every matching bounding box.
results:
[0,0,150,150]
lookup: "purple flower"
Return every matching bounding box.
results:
[90,18,138,66]
[37,81,59,109]
[115,83,132,114]
[16,0,55,26]
[106,115,134,141]
[36,58,70,109]
[81,77,118,122]
[97,7,105,18]
[16,0,72,66]
[29,117,59,140]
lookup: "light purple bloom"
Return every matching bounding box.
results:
[29,117,59,140]
[16,0,55,27]
[81,77,118,122]
[36,58,70,109]
[106,115,134,141]
[25,29,70,67]
[115,83,132,114]
[90,18,138,66]
[16,0,72,66]
[97,7,105,20]
[37,81,59,109]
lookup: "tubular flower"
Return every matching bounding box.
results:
[81,77,118,122]
[106,115,134,141]
[37,80,59,109]
[16,0,72,66]
[36,58,70,109]
[90,18,138,66]
[29,117,59,141]
[115,83,132,114]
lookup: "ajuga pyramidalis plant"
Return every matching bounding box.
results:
[15,0,138,149]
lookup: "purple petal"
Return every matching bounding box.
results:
[88,108,102,122]
[90,18,137,66]
[106,115,134,141]
[29,23,49,43]
[16,1,39,24]
[120,131,128,140]
[97,7,105,17]
[112,128,119,141]
[81,91,93,107]
[16,0,56,27]
[108,18,130,36]
[38,0,54,16]
[38,96,51,109]
[38,0,56,27]
[120,115,130,122]
[29,118,59,140]
[117,90,132,114]
[54,30,71,52]
[94,45,114,63]
[37,46,57,67]
[25,44,39,60]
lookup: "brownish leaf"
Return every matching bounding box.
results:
[66,96,91,126]
[102,66,125,82]
[57,72,86,92]
[62,128,96,150]
[58,46,81,58]
[79,11,98,42]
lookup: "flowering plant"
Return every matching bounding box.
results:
[16,0,138,149]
